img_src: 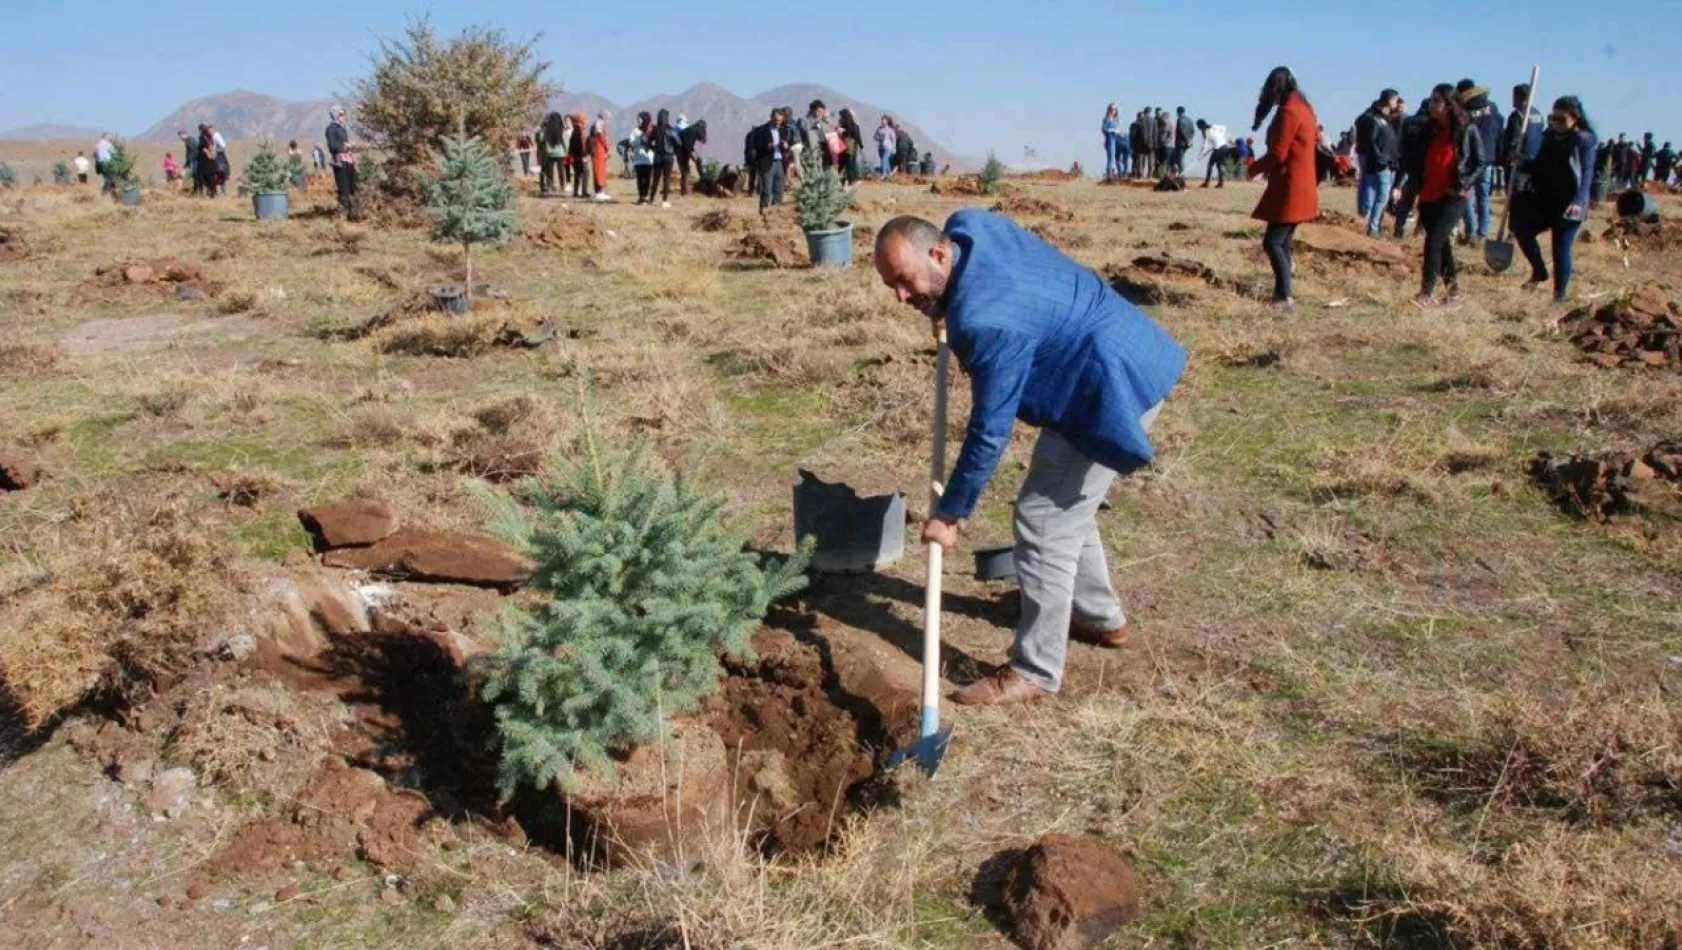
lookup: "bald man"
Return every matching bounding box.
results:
[873,211,1186,705]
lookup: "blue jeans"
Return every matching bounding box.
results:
[1357,169,1394,234]
[1514,219,1583,302]
[1462,167,1493,238]
[1103,133,1124,178]
[878,146,891,178]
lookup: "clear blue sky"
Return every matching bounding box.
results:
[3,1,1678,164]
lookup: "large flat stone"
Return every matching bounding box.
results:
[322,529,532,589]
[298,499,400,550]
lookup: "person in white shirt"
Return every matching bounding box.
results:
[72,151,91,184]
[1196,119,1233,188]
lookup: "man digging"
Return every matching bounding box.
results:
[873,211,1186,706]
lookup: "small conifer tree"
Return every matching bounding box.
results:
[979,151,1006,195]
[0,162,15,190]
[470,401,811,799]
[421,134,519,297]
[240,142,291,194]
[284,151,308,188]
[102,139,138,194]
[52,160,71,185]
[794,147,852,232]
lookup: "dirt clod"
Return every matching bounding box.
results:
[1530,441,1682,522]
[998,833,1144,950]
[0,447,45,490]
[991,194,1075,222]
[724,231,806,268]
[523,213,603,251]
[1558,286,1682,370]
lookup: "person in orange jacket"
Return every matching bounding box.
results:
[588,111,614,202]
[1247,66,1320,310]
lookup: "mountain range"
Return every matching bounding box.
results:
[2,83,964,168]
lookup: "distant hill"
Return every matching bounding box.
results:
[0,123,105,142]
[137,90,334,145]
[547,81,964,171]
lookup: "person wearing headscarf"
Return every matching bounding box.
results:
[589,111,613,201]
[568,111,590,197]
[195,124,218,198]
[325,106,358,219]
[837,108,865,185]
[1248,67,1319,310]
[1510,95,1597,304]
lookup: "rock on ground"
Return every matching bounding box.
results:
[297,499,400,550]
[321,529,533,590]
[1000,833,1143,950]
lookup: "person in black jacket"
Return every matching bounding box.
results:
[1657,142,1677,186]
[324,106,358,220]
[1500,83,1543,193]
[1638,133,1657,184]
[1409,85,1487,308]
[1137,110,1150,178]
[1455,80,1504,245]
[1355,89,1402,236]
[749,108,791,212]
[1392,100,1432,237]
[1511,96,1597,304]
[649,109,680,207]
[1172,107,1196,174]
[743,128,758,197]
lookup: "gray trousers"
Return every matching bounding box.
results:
[1009,404,1161,691]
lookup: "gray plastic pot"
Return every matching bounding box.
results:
[974,544,1017,582]
[253,191,289,221]
[429,285,469,314]
[117,183,142,207]
[804,221,854,268]
[792,469,904,573]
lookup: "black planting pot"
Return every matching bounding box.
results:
[974,544,1016,582]
[792,469,906,573]
[429,285,469,314]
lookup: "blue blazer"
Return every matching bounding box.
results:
[935,210,1187,520]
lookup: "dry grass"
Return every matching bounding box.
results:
[3,166,1682,947]
[164,678,332,797]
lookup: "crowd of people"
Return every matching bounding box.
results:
[1100,105,1255,187]
[1246,67,1608,311]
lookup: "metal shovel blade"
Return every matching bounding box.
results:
[888,722,954,775]
[1484,239,1516,273]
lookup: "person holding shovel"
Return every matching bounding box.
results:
[1509,96,1597,304]
[872,211,1187,706]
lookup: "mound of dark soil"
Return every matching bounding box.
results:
[991,194,1075,222]
[725,231,806,268]
[1031,224,1094,251]
[0,225,28,262]
[1530,440,1682,522]
[1558,286,1682,370]
[72,257,220,305]
[1603,218,1682,253]
[1294,223,1409,272]
[1122,252,1268,302]
[692,208,753,233]
[524,213,604,251]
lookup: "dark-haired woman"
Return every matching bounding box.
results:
[1407,85,1487,308]
[1248,67,1319,310]
[195,125,218,198]
[837,108,865,185]
[539,112,566,196]
[1510,96,1597,304]
[649,109,681,207]
[630,112,654,205]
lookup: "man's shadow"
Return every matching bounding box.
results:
[789,570,1017,686]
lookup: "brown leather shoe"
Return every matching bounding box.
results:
[951,667,1051,706]
[1071,621,1130,649]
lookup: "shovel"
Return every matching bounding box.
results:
[1486,66,1541,273]
[888,329,955,775]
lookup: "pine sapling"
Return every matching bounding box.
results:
[795,147,852,232]
[468,396,811,799]
[421,134,520,297]
[52,160,70,185]
[241,142,291,194]
[979,151,1006,195]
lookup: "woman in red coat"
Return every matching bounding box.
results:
[1248,67,1319,310]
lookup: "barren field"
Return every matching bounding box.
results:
[3,156,1682,948]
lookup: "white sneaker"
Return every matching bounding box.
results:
[594,192,613,202]
[661,201,671,209]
